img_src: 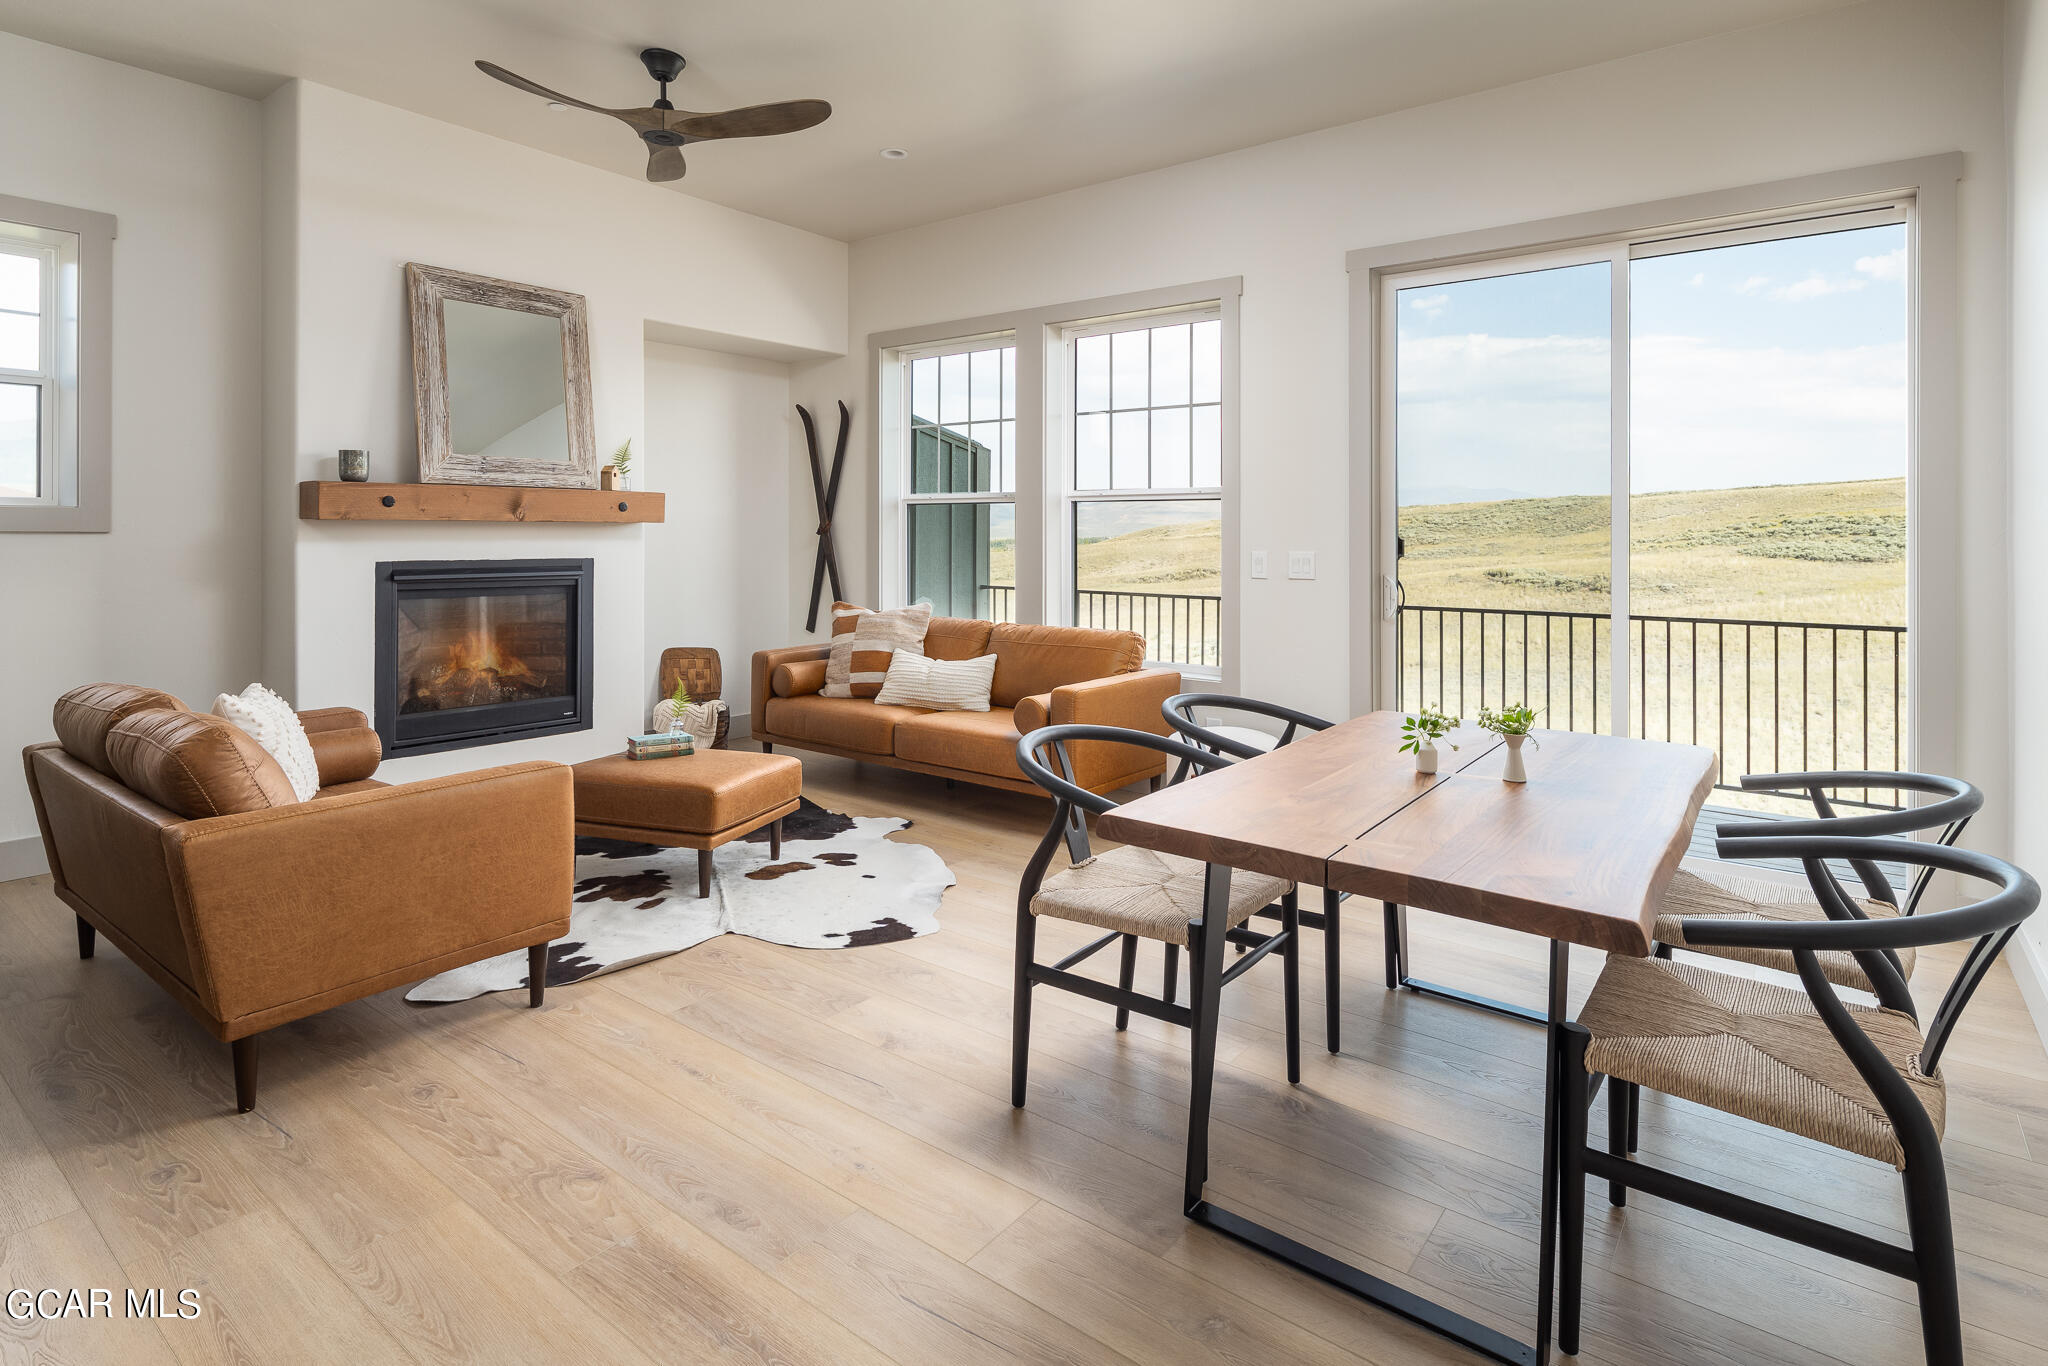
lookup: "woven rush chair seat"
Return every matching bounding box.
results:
[1579,954,1941,1169]
[1031,845,1291,946]
[1655,866,1911,990]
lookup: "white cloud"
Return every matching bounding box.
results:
[1632,332,1904,490]
[1736,275,1770,295]
[1393,330,1904,497]
[1408,292,1450,319]
[1855,246,1907,282]
[1771,273,1866,302]
[1687,272,1706,288]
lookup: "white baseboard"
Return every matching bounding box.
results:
[0,835,47,884]
[2009,930,2048,1053]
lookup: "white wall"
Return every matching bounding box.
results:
[643,342,793,727]
[278,82,845,786]
[0,31,264,874]
[2005,0,2048,1033]
[802,0,2013,849]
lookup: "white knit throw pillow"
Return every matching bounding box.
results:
[213,683,319,801]
[873,650,997,712]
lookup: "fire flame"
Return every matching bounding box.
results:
[430,628,536,682]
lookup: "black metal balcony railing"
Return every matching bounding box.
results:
[1398,604,1908,810]
[976,585,1222,669]
[978,583,1016,622]
[1077,589,1221,669]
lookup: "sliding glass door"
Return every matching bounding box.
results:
[1385,208,1911,808]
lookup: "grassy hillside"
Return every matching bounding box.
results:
[988,520,1223,596]
[1400,477,1905,625]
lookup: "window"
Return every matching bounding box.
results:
[0,235,59,502]
[1066,312,1223,668]
[0,194,111,533]
[1378,200,1914,811]
[901,338,1016,622]
[873,278,1240,681]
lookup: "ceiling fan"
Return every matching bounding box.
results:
[476,47,830,183]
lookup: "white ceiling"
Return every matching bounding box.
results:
[0,0,1850,241]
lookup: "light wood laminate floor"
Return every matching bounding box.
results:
[3,748,2047,1365]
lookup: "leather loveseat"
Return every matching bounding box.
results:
[22,683,574,1113]
[751,618,1181,796]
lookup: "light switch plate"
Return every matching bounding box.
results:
[1287,551,1315,580]
[1250,550,1268,579]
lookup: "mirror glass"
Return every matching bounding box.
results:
[442,299,569,462]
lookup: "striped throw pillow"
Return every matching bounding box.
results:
[823,601,933,698]
[873,650,997,712]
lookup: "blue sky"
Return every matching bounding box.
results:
[1395,222,1907,504]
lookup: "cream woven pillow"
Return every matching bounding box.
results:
[212,682,320,801]
[873,649,997,712]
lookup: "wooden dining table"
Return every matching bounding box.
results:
[1096,711,1716,1366]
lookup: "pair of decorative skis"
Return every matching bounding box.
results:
[797,401,850,633]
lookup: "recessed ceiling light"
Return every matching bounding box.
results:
[546,101,569,112]
[880,148,909,160]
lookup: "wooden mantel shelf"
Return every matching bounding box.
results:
[299,481,664,524]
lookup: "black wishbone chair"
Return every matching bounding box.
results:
[1011,724,1303,1127]
[1656,770,1982,990]
[1558,836,2039,1366]
[1162,692,1350,1051]
[1612,770,1983,1161]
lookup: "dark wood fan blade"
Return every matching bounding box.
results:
[646,143,687,182]
[672,99,831,141]
[476,60,664,132]
[476,61,609,113]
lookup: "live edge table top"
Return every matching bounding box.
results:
[1095,713,1717,956]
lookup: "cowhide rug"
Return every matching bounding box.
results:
[405,798,953,1003]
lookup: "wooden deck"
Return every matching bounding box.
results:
[0,748,2043,1365]
[1689,803,1912,890]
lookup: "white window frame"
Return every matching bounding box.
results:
[1059,304,1226,670]
[0,236,62,505]
[894,332,1019,622]
[0,193,113,534]
[872,279,1242,684]
[1347,154,1960,797]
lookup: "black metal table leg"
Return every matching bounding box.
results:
[1384,900,1551,1026]
[1183,865,1231,1212]
[1183,926,1570,1366]
[1534,939,1568,1364]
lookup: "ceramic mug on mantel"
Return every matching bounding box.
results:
[338,450,369,482]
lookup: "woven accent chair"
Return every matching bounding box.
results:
[1163,692,1348,1052]
[1012,724,1303,1184]
[656,646,728,748]
[1654,770,1980,992]
[1557,835,2038,1366]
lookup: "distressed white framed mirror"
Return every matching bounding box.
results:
[406,262,597,487]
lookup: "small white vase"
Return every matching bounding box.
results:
[1414,741,1439,775]
[1501,733,1528,783]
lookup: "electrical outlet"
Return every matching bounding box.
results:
[1250,550,1268,579]
[1287,551,1315,580]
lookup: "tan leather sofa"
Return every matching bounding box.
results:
[22,683,574,1113]
[751,619,1180,796]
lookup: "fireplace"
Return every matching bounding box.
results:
[373,558,593,757]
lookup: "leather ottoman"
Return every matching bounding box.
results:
[571,749,804,897]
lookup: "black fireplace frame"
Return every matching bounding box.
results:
[373,558,594,758]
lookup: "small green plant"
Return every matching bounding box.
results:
[1476,703,1540,743]
[669,677,691,710]
[610,439,633,474]
[1398,708,1460,754]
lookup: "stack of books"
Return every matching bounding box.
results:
[625,731,694,760]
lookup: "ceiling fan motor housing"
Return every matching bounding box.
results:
[640,48,686,83]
